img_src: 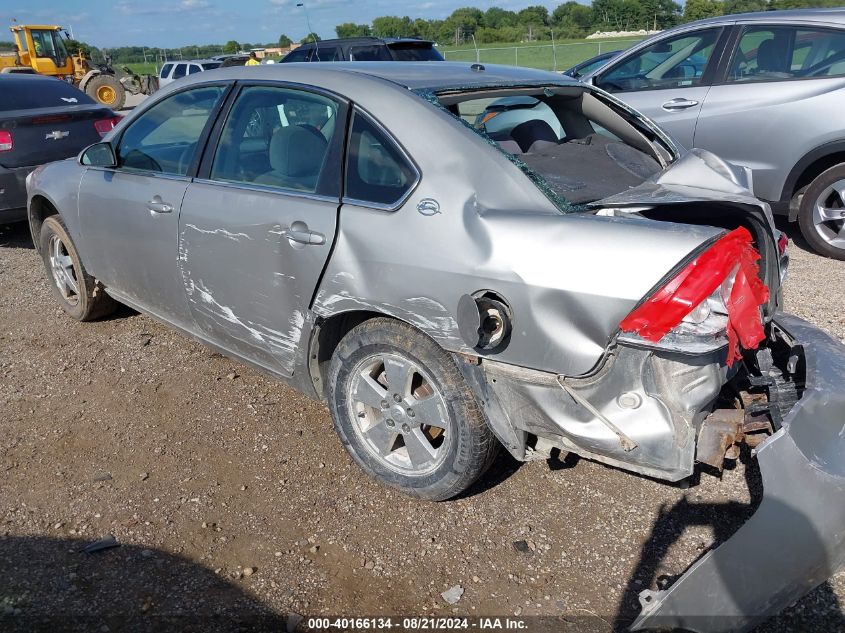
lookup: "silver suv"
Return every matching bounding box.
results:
[584,8,845,259]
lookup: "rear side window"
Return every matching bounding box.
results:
[728,26,845,82]
[349,45,392,61]
[283,48,311,62]
[0,78,94,110]
[201,62,221,70]
[188,64,202,75]
[345,111,416,207]
[309,46,343,61]
[160,63,173,78]
[173,63,188,79]
[389,45,443,61]
[210,86,340,194]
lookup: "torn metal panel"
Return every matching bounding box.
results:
[631,313,845,633]
[468,343,729,481]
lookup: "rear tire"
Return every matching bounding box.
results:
[39,215,117,321]
[797,164,845,260]
[328,318,498,501]
[85,74,126,110]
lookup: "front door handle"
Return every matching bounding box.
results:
[662,98,699,111]
[147,196,173,214]
[281,225,325,245]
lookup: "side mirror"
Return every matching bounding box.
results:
[79,142,117,168]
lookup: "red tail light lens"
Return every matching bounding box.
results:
[94,116,122,138]
[0,130,12,152]
[619,227,769,365]
[777,231,789,256]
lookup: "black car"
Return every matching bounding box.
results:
[0,75,120,224]
[281,37,443,63]
[562,50,622,79]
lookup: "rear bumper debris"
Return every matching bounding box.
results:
[631,313,845,632]
[0,164,32,221]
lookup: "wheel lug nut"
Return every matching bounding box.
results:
[386,419,395,427]
[402,423,410,433]
[380,400,388,409]
[393,394,402,403]
[406,409,415,418]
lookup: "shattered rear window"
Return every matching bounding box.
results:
[415,87,580,214]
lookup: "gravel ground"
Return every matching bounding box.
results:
[0,218,843,632]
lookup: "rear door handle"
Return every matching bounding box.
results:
[281,227,325,245]
[661,98,699,111]
[147,196,173,214]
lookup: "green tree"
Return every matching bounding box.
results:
[551,2,594,37]
[64,38,96,58]
[223,40,240,54]
[278,34,292,47]
[371,15,413,37]
[300,32,321,44]
[683,0,724,20]
[483,7,518,29]
[335,22,372,38]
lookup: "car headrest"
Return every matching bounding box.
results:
[268,125,328,177]
[757,39,786,73]
[510,119,558,153]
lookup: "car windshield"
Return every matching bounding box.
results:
[0,78,94,110]
[432,85,670,208]
[389,44,443,61]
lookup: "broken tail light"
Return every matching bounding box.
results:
[94,116,122,138]
[619,227,769,365]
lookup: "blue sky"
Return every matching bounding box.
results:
[3,1,567,48]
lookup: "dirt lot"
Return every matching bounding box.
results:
[1,218,844,632]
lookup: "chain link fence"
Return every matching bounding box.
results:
[442,39,639,72]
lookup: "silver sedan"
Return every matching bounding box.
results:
[25,62,845,631]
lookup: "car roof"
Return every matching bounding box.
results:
[297,37,435,49]
[0,73,66,85]
[670,7,845,29]
[194,61,577,92]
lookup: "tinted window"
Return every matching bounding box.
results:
[349,45,391,61]
[211,86,339,193]
[282,48,311,62]
[729,26,845,82]
[598,29,720,92]
[389,44,443,61]
[0,78,94,110]
[160,63,174,78]
[345,111,416,206]
[118,86,225,175]
[201,62,222,70]
[173,63,188,79]
[188,64,202,75]
[309,46,343,61]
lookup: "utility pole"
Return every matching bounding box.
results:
[551,29,557,72]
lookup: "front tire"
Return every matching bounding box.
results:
[39,215,117,321]
[798,164,845,260]
[85,74,126,110]
[328,318,498,501]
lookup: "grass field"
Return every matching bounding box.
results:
[439,36,642,71]
[122,36,644,77]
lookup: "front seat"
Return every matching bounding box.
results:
[255,125,328,191]
[756,39,791,78]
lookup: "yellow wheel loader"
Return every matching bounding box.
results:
[0,24,158,109]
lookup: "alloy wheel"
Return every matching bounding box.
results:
[347,352,451,475]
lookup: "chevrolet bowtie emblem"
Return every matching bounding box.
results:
[45,130,70,140]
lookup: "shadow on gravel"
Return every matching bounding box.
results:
[0,222,34,250]
[0,536,287,632]
[773,215,817,257]
[613,449,845,632]
[455,451,524,500]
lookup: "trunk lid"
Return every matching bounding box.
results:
[0,104,114,169]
